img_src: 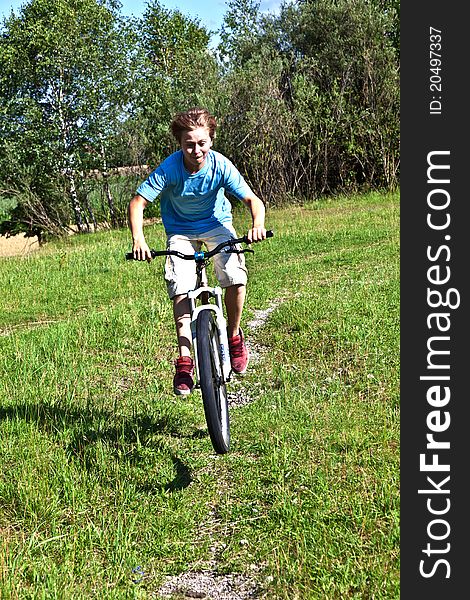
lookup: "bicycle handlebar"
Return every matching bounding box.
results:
[126,230,274,261]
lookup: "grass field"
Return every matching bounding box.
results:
[0,191,399,599]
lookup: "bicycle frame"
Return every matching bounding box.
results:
[187,262,232,386]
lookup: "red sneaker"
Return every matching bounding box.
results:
[173,356,194,395]
[228,328,249,374]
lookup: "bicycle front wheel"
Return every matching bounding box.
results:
[196,310,230,454]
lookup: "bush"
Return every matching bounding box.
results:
[216,0,399,200]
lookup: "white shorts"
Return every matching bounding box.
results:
[164,224,248,299]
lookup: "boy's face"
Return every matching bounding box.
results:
[180,126,213,173]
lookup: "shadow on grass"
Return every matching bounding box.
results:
[0,402,203,493]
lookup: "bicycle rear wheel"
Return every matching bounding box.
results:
[196,310,230,454]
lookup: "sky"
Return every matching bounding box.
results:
[0,0,285,43]
[0,0,226,37]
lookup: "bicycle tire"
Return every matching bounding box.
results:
[196,310,230,454]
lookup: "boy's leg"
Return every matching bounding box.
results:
[173,294,192,357]
[224,284,246,338]
[225,284,249,374]
[165,233,199,395]
[164,232,200,358]
[172,294,194,395]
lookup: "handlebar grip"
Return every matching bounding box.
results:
[240,229,274,243]
[125,250,160,260]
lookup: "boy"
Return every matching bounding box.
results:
[128,107,266,395]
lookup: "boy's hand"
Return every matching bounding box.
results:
[246,225,267,243]
[132,239,153,262]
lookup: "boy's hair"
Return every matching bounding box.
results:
[171,108,217,142]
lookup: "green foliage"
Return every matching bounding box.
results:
[136,0,220,164]
[0,0,136,236]
[216,0,399,199]
[217,49,297,203]
[0,0,400,239]
[0,167,72,241]
[0,196,17,223]
[1,0,130,163]
[219,0,262,65]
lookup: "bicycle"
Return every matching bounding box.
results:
[126,230,274,454]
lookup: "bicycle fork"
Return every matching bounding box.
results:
[188,285,232,386]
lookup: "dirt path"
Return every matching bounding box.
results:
[157,298,284,600]
[0,234,40,258]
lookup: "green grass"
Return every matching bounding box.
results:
[0,191,399,599]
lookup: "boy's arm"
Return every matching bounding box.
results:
[128,194,153,261]
[242,193,267,243]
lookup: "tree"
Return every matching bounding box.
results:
[219,0,262,66]
[135,0,220,164]
[215,0,399,198]
[286,0,400,190]
[0,0,134,236]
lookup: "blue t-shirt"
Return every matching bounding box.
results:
[136,150,252,235]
